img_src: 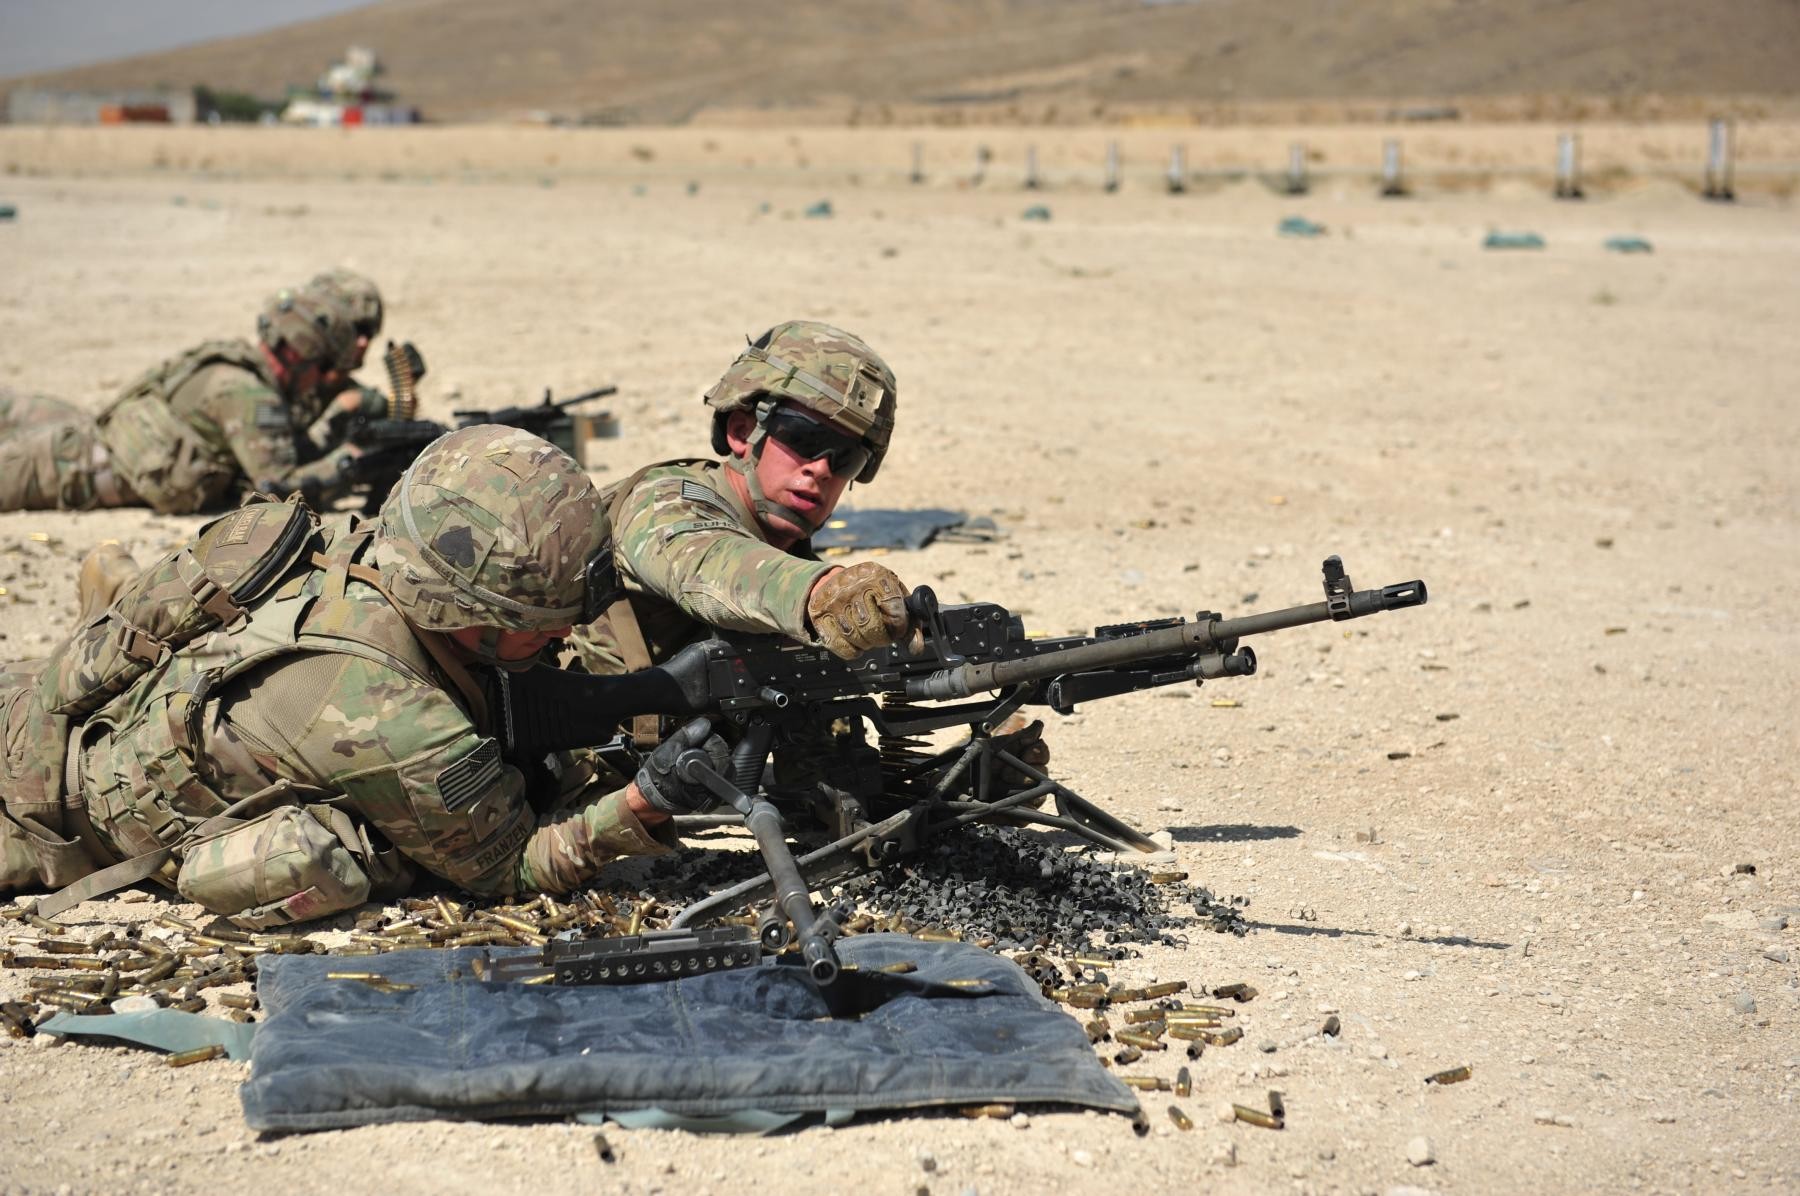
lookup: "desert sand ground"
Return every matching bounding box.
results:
[0,126,1796,1195]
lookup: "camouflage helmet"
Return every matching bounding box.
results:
[703,320,897,483]
[373,425,605,633]
[256,290,356,372]
[306,268,383,339]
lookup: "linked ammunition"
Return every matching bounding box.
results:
[958,1103,1014,1119]
[1083,1017,1111,1044]
[877,961,918,975]
[1232,1104,1283,1130]
[1142,981,1187,999]
[167,1045,225,1068]
[1321,1015,1341,1037]
[1114,1046,1142,1065]
[1425,1065,1472,1085]
[1120,1076,1169,1091]
[1167,1105,1194,1131]
[1267,1091,1286,1120]
[1211,983,1257,1002]
[1174,1066,1192,1098]
[1114,1030,1166,1051]
[219,993,257,1010]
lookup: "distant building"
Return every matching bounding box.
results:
[6,87,197,125]
[281,45,420,126]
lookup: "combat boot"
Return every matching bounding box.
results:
[76,540,139,623]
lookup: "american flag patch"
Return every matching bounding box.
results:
[436,739,502,813]
[680,480,733,512]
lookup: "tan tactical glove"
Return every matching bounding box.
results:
[807,562,917,660]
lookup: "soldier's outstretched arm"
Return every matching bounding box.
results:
[617,470,831,639]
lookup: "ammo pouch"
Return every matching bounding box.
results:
[36,498,320,720]
[175,804,374,930]
[94,394,235,514]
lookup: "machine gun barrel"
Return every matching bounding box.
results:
[905,569,1425,702]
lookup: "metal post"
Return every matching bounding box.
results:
[909,141,924,185]
[1166,145,1186,194]
[1704,117,1735,201]
[1025,145,1040,190]
[1286,142,1309,195]
[1104,140,1119,193]
[1554,131,1583,199]
[1380,138,1406,197]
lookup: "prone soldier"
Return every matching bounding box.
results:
[0,290,363,514]
[0,426,722,927]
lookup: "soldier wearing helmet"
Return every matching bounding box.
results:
[0,289,365,514]
[564,320,918,682]
[299,267,403,445]
[0,426,721,926]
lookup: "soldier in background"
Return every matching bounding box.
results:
[0,426,722,927]
[301,267,394,439]
[0,291,362,514]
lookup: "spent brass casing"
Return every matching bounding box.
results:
[1201,1027,1243,1047]
[28,939,90,955]
[1120,1076,1169,1092]
[1114,1046,1142,1065]
[223,1009,254,1023]
[1321,1015,1341,1038]
[1186,1043,1204,1061]
[1107,986,1148,1004]
[1175,1066,1192,1098]
[625,906,645,936]
[1069,955,1114,970]
[916,928,961,943]
[943,979,990,990]
[25,913,63,934]
[154,914,197,934]
[1083,1017,1111,1044]
[1167,1026,1217,1041]
[1232,1104,1284,1130]
[219,992,257,1010]
[1171,1004,1236,1018]
[1268,1090,1286,1120]
[1167,1104,1194,1130]
[1425,1065,1472,1085]
[167,1044,225,1068]
[1142,981,1187,999]
[484,913,542,937]
[1149,871,1189,884]
[167,995,206,1014]
[1211,982,1258,1002]
[1114,1030,1166,1051]
[1124,1009,1167,1025]
[593,1132,616,1164]
[1066,990,1106,1010]
[877,961,918,975]
[958,1103,1014,1119]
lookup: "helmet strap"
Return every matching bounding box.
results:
[730,402,825,536]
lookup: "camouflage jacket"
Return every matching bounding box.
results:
[98,340,352,514]
[71,522,669,898]
[564,459,834,674]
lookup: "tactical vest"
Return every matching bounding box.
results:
[95,340,277,514]
[32,508,462,915]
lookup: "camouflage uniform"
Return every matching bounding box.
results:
[0,293,359,515]
[0,427,671,927]
[565,458,835,674]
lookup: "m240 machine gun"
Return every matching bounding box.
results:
[488,556,1427,985]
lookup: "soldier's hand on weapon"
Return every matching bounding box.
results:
[306,385,389,451]
[806,562,923,660]
[633,717,732,816]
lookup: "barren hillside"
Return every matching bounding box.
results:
[5,0,1800,124]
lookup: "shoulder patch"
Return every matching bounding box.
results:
[436,739,503,812]
[680,480,735,513]
[254,401,291,430]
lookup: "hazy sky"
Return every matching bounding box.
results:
[0,0,378,78]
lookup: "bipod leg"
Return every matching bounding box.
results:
[978,745,1162,854]
[670,807,919,931]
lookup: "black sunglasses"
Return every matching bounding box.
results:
[763,409,871,477]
